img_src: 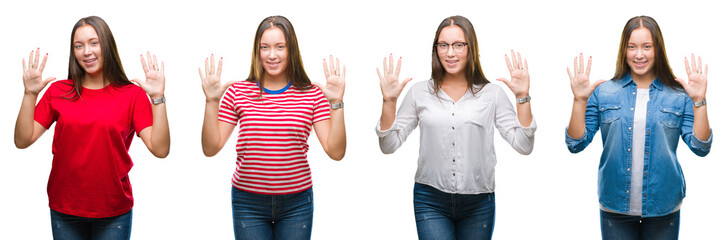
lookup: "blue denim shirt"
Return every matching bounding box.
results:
[565,74,712,217]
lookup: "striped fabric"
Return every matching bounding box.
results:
[218,80,331,195]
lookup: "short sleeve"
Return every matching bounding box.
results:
[312,87,331,123]
[218,85,240,125]
[132,88,153,136]
[34,85,58,129]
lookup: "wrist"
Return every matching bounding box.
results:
[23,91,40,97]
[383,97,398,104]
[691,96,706,102]
[515,92,529,99]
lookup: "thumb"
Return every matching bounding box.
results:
[401,77,413,89]
[42,77,56,86]
[130,78,144,88]
[674,78,687,88]
[496,78,511,87]
[593,79,607,87]
[222,81,236,91]
[311,81,324,90]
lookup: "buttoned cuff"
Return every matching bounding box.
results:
[564,127,587,146]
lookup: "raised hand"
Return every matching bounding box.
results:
[567,53,605,101]
[22,48,56,95]
[198,54,234,102]
[675,53,708,101]
[377,53,412,102]
[497,50,530,98]
[132,51,165,99]
[312,55,345,103]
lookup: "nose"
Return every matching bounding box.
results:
[636,48,644,59]
[269,49,277,59]
[446,45,456,56]
[84,44,92,55]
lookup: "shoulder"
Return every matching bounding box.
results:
[594,79,624,95]
[47,79,74,91]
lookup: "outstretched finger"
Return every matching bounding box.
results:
[147,52,154,71]
[573,56,578,75]
[395,57,402,79]
[204,57,210,77]
[39,53,49,72]
[28,50,34,70]
[330,55,336,75]
[335,57,340,76]
[578,53,584,74]
[690,53,696,73]
[511,50,519,69]
[496,78,512,88]
[376,67,383,81]
[140,54,149,73]
[516,51,522,69]
[567,67,573,80]
[704,64,708,77]
[674,77,687,89]
[210,54,216,75]
[198,67,205,82]
[161,61,165,75]
[698,56,702,74]
[504,54,514,73]
[153,54,159,71]
[401,77,413,90]
[22,58,27,73]
[342,65,346,80]
[683,57,691,75]
[524,58,529,71]
[34,48,41,69]
[585,56,592,77]
[216,57,222,77]
[388,53,394,74]
[322,58,330,77]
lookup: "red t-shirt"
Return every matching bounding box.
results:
[218,81,330,195]
[34,80,152,218]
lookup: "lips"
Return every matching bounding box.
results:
[83,58,97,67]
[266,61,280,69]
[445,59,458,67]
[632,61,648,68]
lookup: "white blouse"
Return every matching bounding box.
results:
[376,80,536,194]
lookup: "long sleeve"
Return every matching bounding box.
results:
[493,87,536,155]
[376,86,419,154]
[565,89,601,153]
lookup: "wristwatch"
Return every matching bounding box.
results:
[693,99,706,107]
[152,96,166,105]
[516,96,531,104]
[330,101,344,110]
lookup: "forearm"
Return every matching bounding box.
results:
[149,103,170,158]
[201,101,223,156]
[379,99,397,131]
[567,99,588,139]
[325,108,346,160]
[515,101,533,127]
[692,105,711,141]
[14,93,39,148]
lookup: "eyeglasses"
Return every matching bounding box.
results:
[435,42,468,53]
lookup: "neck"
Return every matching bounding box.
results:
[631,71,655,89]
[442,73,467,87]
[82,73,106,89]
[262,73,290,90]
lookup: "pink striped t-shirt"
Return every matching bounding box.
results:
[218,80,331,195]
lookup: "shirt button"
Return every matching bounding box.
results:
[453,173,456,176]
[452,126,455,130]
[452,142,455,146]
[645,151,648,155]
[648,111,651,114]
[601,108,605,111]
[633,92,636,95]
[628,127,632,130]
[630,108,634,111]
[647,131,650,134]
[628,148,631,152]
[627,168,630,172]
[453,159,456,162]
[627,190,630,193]
[452,113,455,116]
[644,172,648,176]
[643,194,647,197]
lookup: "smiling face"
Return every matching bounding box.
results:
[73,25,103,76]
[259,27,288,80]
[437,25,468,77]
[626,27,655,80]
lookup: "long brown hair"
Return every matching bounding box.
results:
[64,16,131,100]
[431,15,489,95]
[246,16,311,98]
[613,16,680,90]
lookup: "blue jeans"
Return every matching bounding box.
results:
[600,210,680,240]
[49,209,132,240]
[232,187,313,240]
[413,183,495,240]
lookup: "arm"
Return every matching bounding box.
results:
[675,54,712,156]
[312,56,347,160]
[565,54,606,152]
[132,52,170,158]
[496,50,533,126]
[198,55,237,156]
[14,49,55,149]
[375,54,416,154]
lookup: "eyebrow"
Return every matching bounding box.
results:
[73,38,99,44]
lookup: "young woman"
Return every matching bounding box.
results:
[565,16,712,240]
[375,15,536,240]
[14,16,170,239]
[197,16,346,240]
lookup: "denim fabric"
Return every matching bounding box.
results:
[232,187,313,240]
[50,208,132,240]
[413,183,495,240]
[566,74,712,217]
[600,210,680,240]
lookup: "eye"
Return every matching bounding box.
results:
[91,41,99,46]
[628,45,635,49]
[276,45,285,50]
[260,45,269,50]
[454,43,465,48]
[644,45,652,49]
[75,45,82,49]
[437,43,448,48]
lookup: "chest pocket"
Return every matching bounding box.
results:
[599,104,621,124]
[659,105,683,128]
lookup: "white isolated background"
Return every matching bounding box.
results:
[0,0,724,239]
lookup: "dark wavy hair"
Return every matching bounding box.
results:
[431,15,489,95]
[246,16,311,98]
[64,16,131,100]
[613,16,680,90]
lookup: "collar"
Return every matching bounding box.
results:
[256,80,292,94]
[617,73,663,90]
